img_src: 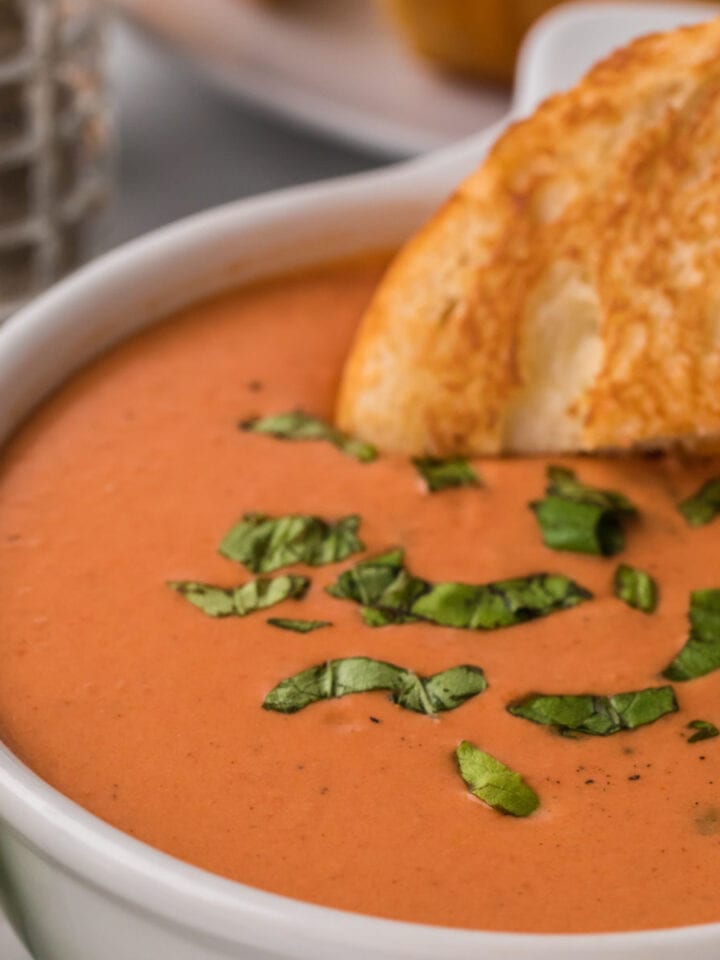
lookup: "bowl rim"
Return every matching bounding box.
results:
[2,170,720,960]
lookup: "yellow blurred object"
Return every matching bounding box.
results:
[379,0,575,84]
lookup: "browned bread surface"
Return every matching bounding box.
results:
[336,18,720,456]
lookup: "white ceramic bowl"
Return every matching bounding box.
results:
[3,5,720,958]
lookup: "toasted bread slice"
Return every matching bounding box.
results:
[337,18,720,456]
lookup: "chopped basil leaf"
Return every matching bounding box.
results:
[240,410,377,463]
[531,496,625,555]
[327,548,410,604]
[327,549,424,619]
[690,589,720,638]
[508,686,677,736]
[687,720,719,744]
[360,606,416,627]
[613,564,658,613]
[412,457,480,493]
[663,590,720,681]
[531,465,637,556]
[264,658,398,714]
[420,665,489,712]
[455,741,539,817]
[678,478,720,527]
[168,574,310,617]
[219,513,363,573]
[545,465,636,514]
[327,549,591,630]
[411,574,591,629]
[267,618,332,633]
[263,657,486,716]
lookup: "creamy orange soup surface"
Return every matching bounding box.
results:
[2,255,720,934]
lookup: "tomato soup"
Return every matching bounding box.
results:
[2,255,720,934]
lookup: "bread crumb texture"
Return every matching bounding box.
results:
[337,18,720,455]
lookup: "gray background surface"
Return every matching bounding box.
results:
[97,20,386,252]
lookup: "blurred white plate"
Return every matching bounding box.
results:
[111,0,720,157]
[111,0,511,157]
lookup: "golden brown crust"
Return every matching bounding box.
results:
[337,18,720,456]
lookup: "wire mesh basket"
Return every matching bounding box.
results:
[0,0,110,321]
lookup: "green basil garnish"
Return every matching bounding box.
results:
[168,574,310,617]
[263,658,487,716]
[531,465,637,556]
[613,564,658,613]
[542,465,636,512]
[508,686,677,736]
[267,618,332,633]
[678,478,720,528]
[663,590,720,681]
[531,497,622,554]
[411,576,591,629]
[359,606,413,627]
[455,741,539,817]
[327,549,591,630]
[687,720,719,744]
[239,410,377,463]
[412,457,480,493]
[327,549,424,623]
[219,513,363,573]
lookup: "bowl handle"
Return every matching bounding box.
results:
[514,0,718,117]
[389,1,718,198]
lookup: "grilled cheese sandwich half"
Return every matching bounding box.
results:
[337,18,720,455]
